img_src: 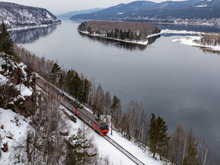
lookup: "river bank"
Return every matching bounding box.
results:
[77,29,161,45]
[172,36,220,52]
[7,22,61,32]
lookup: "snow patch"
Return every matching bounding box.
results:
[172,36,220,52]
[0,74,8,84]
[0,108,30,165]
[196,5,207,7]
[15,84,33,96]
[117,12,124,15]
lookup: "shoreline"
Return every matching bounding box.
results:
[172,36,220,53]
[7,22,62,32]
[77,29,161,45]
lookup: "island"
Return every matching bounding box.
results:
[77,21,161,45]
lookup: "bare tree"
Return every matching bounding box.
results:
[170,124,186,164]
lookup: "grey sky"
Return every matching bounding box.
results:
[2,0,183,15]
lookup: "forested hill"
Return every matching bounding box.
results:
[78,21,161,43]
[0,2,61,29]
[71,0,220,20]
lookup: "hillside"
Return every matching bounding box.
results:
[57,8,101,20]
[0,2,61,29]
[0,57,165,165]
[70,0,220,20]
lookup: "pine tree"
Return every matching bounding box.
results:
[50,63,61,82]
[110,95,121,134]
[82,78,91,105]
[65,128,97,165]
[182,142,199,165]
[148,113,170,158]
[111,95,121,126]
[0,22,15,70]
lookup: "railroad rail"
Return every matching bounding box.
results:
[36,77,145,165]
[103,135,145,165]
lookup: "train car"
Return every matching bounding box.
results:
[61,97,109,136]
[37,78,109,136]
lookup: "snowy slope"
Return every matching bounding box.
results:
[0,2,61,29]
[0,108,30,164]
[0,106,165,165]
[0,57,166,165]
[62,105,166,165]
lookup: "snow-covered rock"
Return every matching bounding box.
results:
[0,2,61,30]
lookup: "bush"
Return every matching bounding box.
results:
[1,142,8,152]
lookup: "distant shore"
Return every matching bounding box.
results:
[172,35,220,53]
[7,22,61,32]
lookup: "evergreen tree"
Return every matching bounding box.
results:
[50,63,61,82]
[114,28,119,39]
[0,22,15,70]
[59,73,64,88]
[65,128,97,165]
[65,69,82,100]
[82,78,91,105]
[182,142,199,165]
[110,95,121,131]
[119,29,125,40]
[148,113,170,158]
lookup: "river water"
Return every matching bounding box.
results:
[11,20,220,162]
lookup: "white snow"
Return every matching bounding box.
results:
[172,36,220,52]
[117,12,124,15]
[7,22,61,32]
[0,108,30,165]
[46,12,52,19]
[0,5,61,31]
[196,5,207,7]
[15,84,33,96]
[0,74,8,85]
[161,29,207,35]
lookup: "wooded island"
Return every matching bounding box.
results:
[77,21,161,45]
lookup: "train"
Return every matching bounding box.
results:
[37,78,109,136]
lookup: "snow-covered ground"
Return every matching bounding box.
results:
[0,57,165,165]
[161,29,207,35]
[0,105,165,165]
[172,36,220,51]
[62,106,165,165]
[0,108,30,164]
[162,29,220,52]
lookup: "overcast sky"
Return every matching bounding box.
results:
[2,0,183,15]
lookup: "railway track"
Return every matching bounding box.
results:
[103,135,145,165]
[37,77,145,165]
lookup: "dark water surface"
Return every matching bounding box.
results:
[12,20,220,162]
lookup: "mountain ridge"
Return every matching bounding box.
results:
[70,0,220,20]
[57,8,101,20]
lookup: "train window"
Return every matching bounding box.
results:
[101,125,108,130]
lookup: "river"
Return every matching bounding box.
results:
[11,20,220,162]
